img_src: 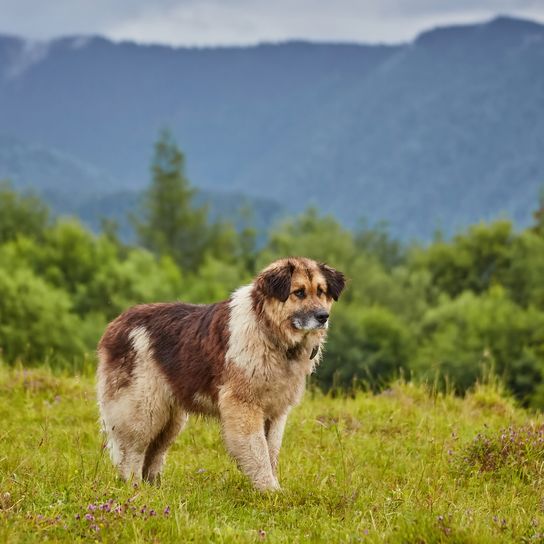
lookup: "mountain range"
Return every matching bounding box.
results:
[1,16,543,240]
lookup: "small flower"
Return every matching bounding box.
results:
[75,513,81,520]
[163,506,171,516]
[85,514,94,522]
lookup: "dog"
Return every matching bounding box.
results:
[96,257,345,491]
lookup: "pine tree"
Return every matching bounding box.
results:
[532,185,544,236]
[133,130,209,272]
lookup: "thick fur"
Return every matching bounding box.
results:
[97,257,345,491]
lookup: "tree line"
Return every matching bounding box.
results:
[1,132,544,407]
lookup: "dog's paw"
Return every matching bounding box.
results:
[255,477,282,493]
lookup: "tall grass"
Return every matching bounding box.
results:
[1,364,543,543]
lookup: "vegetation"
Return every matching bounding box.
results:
[2,132,544,542]
[1,134,544,411]
[133,131,241,272]
[1,365,543,543]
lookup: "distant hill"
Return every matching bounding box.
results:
[1,16,543,239]
[49,188,284,243]
[0,134,116,196]
[0,134,283,239]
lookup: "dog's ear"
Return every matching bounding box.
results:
[259,261,295,302]
[319,263,346,301]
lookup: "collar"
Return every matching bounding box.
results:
[286,343,319,360]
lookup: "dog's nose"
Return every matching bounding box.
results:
[315,310,329,324]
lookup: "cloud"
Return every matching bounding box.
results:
[5,40,50,79]
[106,0,544,45]
[1,0,543,45]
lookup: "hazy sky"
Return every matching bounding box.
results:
[1,0,544,46]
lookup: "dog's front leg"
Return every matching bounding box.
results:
[219,392,279,491]
[265,412,289,478]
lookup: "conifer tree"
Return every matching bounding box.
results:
[532,185,544,236]
[134,131,209,271]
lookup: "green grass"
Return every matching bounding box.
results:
[1,364,543,543]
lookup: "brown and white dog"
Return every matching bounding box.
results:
[97,257,345,491]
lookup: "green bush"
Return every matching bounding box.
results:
[0,181,50,244]
[412,287,544,401]
[3,177,544,407]
[318,304,412,390]
[0,266,86,365]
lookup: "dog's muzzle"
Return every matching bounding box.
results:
[292,310,329,331]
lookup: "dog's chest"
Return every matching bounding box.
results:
[252,355,312,417]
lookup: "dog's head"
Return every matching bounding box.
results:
[253,257,345,341]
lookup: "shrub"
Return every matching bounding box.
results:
[317,304,412,390]
[412,288,544,400]
[0,266,86,364]
[455,424,544,479]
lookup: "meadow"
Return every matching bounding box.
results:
[1,364,543,543]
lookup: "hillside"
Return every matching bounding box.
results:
[0,135,283,237]
[1,365,543,542]
[1,16,544,238]
[52,188,284,242]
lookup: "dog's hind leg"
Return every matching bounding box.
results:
[105,422,148,482]
[100,390,174,483]
[118,447,146,482]
[142,408,188,484]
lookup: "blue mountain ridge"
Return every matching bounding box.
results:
[1,15,543,239]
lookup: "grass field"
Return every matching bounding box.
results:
[1,364,543,543]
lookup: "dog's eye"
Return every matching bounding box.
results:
[293,289,306,299]
[317,287,323,297]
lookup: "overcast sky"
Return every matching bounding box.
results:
[1,0,544,46]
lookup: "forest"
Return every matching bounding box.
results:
[2,132,544,408]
